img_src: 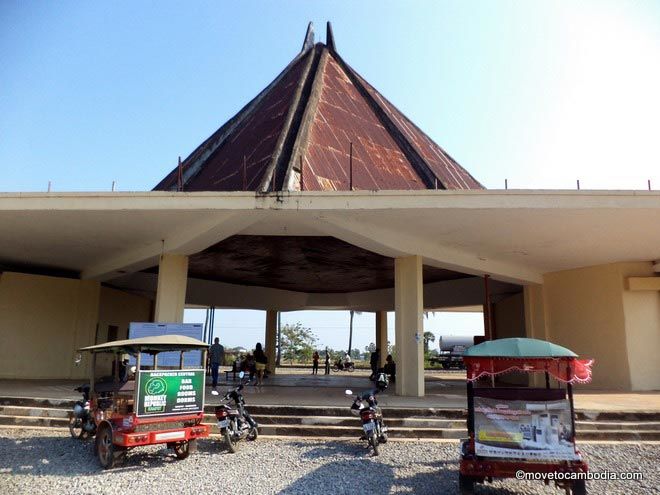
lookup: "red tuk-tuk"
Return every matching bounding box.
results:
[459,338,593,494]
[75,335,211,469]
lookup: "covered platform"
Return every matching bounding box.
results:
[1,374,659,412]
[0,23,659,396]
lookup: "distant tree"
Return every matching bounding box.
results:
[423,331,436,354]
[280,323,317,364]
[350,348,361,360]
[347,310,362,354]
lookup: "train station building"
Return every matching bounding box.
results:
[1,24,659,395]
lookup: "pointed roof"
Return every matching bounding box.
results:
[154,23,483,192]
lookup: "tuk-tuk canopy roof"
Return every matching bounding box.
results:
[79,335,209,354]
[463,338,578,358]
[463,338,593,384]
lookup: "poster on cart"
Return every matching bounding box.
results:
[136,369,205,417]
[473,397,579,460]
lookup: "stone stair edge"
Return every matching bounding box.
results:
[2,396,660,421]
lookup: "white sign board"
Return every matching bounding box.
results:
[129,322,204,368]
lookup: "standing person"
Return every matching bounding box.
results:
[384,354,396,382]
[209,337,225,391]
[369,348,380,380]
[324,349,330,375]
[312,351,319,375]
[253,342,268,386]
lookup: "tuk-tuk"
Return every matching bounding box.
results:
[459,338,593,494]
[75,335,211,469]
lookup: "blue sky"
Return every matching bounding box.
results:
[2,1,659,350]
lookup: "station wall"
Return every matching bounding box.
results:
[0,272,152,380]
[527,261,660,391]
[0,272,99,379]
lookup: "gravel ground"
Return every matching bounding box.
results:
[0,429,657,495]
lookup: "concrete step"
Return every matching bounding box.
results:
[246,424,466,439]
[0,397,75,409]
[211,404,468,419]
[206,413,466,429]
[2,396,660,442]
[576,420,660,431]
[577,429,660,441]
[0,414,69,428]
[2,412,660,441]
[0,405,70,418]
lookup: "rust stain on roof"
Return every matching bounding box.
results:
[154,23,483,193]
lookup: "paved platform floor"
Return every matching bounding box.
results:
[0,368,658,412]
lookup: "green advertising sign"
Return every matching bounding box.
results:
[136,369,205,417]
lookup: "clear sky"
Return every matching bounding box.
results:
[2,1,659,350]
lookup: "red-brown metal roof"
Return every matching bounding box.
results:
[154,23,483,192]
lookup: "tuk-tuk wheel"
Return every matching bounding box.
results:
[571,479,587,495]
[458,473,476,495]
[96,424,122,469]
[173,440,193,460]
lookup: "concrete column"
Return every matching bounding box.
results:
[375,311,388,368]
[154,254,188,323]
[265,310,278,374]
[394,255,424,397]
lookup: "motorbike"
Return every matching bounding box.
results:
[212,371,258,452]
[346,384,388,456]
[332,359,355,372]
[68,384,96,439]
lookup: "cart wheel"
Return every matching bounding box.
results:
[96,425,120,469]
[458,473,476,495]
[571,479,587,495]
[173,440,192,460]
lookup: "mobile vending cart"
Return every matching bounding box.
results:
[77,335,211,469]
[459,338,594,495]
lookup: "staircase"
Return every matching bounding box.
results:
[1,397,659,441]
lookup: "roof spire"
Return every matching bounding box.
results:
[301,22,315,53]
[326,21,336,51]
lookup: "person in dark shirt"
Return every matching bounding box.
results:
[312,351,319,375]
[384,354,396,382]
[253,342,267,386]
[209,337,225,390]
[324,349,330,375]
[369,348,380,380]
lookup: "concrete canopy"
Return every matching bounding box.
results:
[0,189,659,311]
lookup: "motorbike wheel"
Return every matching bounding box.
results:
[247,426,258,441]
[332,365,339,372]
[173,440,193,460]
[68,415,84,439]
[368,432,380,456]
[96,425,124,469]
[378,422,388,443]
[347,364,355,372]
[223,428,238,453]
